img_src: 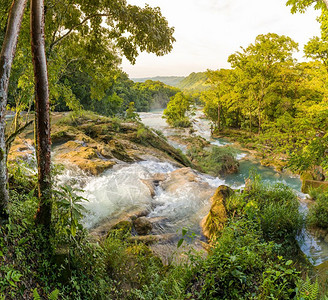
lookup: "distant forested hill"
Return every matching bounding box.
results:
[132,76,185,87]
[132,72,209,91]
[176,72,209,91]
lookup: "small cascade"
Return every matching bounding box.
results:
[139,110,328,265]
[51,110,328,264]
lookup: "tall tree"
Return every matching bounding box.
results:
[0,0,27,219]
[163,92,194,127]
[30,0,51,229]
[228,33,298,133]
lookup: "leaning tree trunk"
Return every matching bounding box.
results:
[30,0,52,230]
[0,0,28,219]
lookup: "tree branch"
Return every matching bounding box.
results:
[5,120,33,154]
[49,13,109,51]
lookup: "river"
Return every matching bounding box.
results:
[57,110,328,265]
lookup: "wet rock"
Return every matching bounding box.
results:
[128,235,160,245]
[201,185,233,241]
[108,140,133,162]
[152,173,167,183]
[90,209,149,238]
[56,142,115,175]
[133,217,152,235]
[140,179,156,197]
[128,233,176,245]
[301,180,328,194]
[109,220,133,235]
[161,167,198,193]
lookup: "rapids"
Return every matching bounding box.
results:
[55,109,328,265]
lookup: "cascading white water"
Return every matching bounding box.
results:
[53,109,328,265]
[56,160,221,236]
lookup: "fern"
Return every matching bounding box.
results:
[297,277,319,300]
[48,289,60,300]
[32,288,59,300]
[33,288,41,300]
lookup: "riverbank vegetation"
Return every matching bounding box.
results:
[1,166,325,299]
[199,29,328,175]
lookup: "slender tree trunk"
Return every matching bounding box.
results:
[258,98,262,134]
[0,0,27,219]
[217,103,221,131]
[30,0,52,230]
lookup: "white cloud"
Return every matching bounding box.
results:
[122,0,321,78]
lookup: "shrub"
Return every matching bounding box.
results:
[244,176,304,245]
[307,189,328,229]
[186,219,300,299]
[187,145,239,176]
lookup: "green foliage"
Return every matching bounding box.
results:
[307,189,328,229]
[186,219,300,299]
[202,32,328,173]
[133,79,180,110]
[296,277,319,300]
[1,166,321,299]
[6,0,176,118]
[286,0,327,14]
[132,76,184,87]
[8,161,37,195]
[163,92,194,127]
[243,174,304,245]
[103,230,186,299]
[33,288,60,300]
[125,101,140,120]
[187,145,238,176]
[289,132,328,173]
[54,185,88,238]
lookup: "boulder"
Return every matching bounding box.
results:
[133,217,152,235]
[301,180,328,194]
[108,220,133,236]
[56,142,115,175]
[201,185,233,241]
[161,167,198,193]
[140,179,156,197]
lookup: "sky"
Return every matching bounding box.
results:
[122,0,321,78]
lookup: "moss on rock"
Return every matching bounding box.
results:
[201,185,234,242]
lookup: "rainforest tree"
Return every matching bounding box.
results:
[228,33,298,133]
[0,0,28,219]
[163,92,194,127]
[30,0,52,229]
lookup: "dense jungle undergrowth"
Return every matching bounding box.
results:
[1,160,327,299]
